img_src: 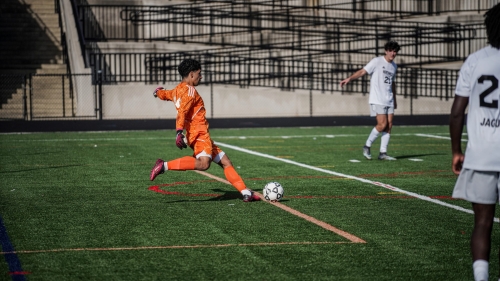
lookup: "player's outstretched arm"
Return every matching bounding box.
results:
[153,87,164,98]
[153,86,175,101]
[449,95,468,175]
[340,69,367,88]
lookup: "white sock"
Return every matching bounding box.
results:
[473,259,488,281]
[380,132,390,153]
[365,127,380,147]
[241,189,251,196]
[163,162,168,171]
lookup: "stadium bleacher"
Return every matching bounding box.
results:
[0,0,493,127]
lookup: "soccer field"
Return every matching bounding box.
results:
[1,126,499,280]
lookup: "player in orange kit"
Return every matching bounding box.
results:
[149,58,260,202]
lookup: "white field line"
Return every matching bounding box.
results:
[0,133,450,142]
[214,141,499,223]
[415,133,468,142]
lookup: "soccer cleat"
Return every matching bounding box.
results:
[242,192,261,202]
[378,153,397,161]
[150,159,165,181]
[363,146,372,160]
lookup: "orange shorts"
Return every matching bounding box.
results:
[188,131,225,163]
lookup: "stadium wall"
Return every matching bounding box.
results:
[100,83,454,119]
[0,114,450,133]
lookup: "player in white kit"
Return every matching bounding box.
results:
[340,41,401,160]
[450,3,500,281]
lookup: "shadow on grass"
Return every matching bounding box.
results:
[204,189,288,203]
[159,189,276,203]
[206,189,241,201]
[0,164,82,173]
[393,153,446,160]
[155,188,288,203]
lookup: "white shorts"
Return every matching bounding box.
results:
[370,104,394,117]
[452,168,500,205]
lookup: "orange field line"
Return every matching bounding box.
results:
[194,170,366,244]
[0,241,351,255]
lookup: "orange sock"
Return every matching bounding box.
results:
[224,166,246,192]
[167,156,196,171]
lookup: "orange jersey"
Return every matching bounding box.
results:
[156,83,223,160]
[156,82,210,141]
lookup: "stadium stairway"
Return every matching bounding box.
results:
[0,0,68,119]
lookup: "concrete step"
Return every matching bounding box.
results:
[0,33,60,40]
[0,12,58,21]
[0,14,58,23]
[0,52,62,60]
[0,110,25,120]
[0,102,25,111]
[0,63,63,71]
[0,42,62,50]
[29,89,71,95]
[0,0,63,76]
[0,86,73,119]
[36,67,68,74]
[18,0,55,4]
[1,61,64,69]
[1,14,59,22]
[0,91,74,119]
[0,11,57,19]
[0,55,63,69]
[0,89,23,95]
[0,92,25,109]
[0,22,60,30]
[29,108,74,115]
[27,4,56,11]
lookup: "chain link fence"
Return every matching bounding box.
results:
[0,74,96,120]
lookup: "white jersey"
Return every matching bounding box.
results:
[363,56,397,107]
[455,46,500,171]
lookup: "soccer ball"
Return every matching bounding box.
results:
[263,182,284,202]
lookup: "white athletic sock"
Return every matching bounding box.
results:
[365,127,380,147]
[241,189,252,196]
[380,132,390,153]
[163,162,168,171]
[473,259,488,281]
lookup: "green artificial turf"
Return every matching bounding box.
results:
[0,126,498,280]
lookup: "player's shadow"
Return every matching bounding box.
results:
[206,189,242,201]
[160,189,242,204]
[393,153,445,160]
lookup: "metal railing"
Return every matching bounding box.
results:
[73,4,486,66]
[0,67,457,121]
[88,50,459,101]
[2,0,474,121]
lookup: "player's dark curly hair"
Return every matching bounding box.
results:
[178,59,201,78]
[484,3,500,48]
[384,41,401,52]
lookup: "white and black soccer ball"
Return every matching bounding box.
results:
[263,182,284,202]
